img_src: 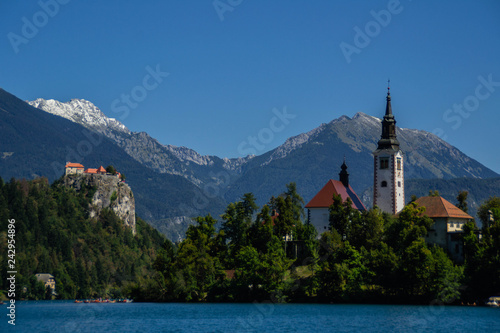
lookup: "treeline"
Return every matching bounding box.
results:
[135,184,500,304]
[0,177,165,300]
[1,176,499,304]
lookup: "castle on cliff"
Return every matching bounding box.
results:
[65,162,122,180]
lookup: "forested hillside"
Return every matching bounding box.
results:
[0,177,165,300]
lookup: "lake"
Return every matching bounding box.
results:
[1,301,499,332]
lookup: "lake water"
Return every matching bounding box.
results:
[1,301,499,332]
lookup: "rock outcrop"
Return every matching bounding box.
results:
[64,173,136,234]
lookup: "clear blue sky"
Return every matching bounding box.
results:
[1,1,500,173]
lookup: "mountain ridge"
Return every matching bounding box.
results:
[1,89,497,240]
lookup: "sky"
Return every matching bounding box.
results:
[1,1,500,173]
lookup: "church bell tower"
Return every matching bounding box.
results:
[373,84,405,214]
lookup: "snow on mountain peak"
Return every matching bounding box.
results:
[28,98,130,134]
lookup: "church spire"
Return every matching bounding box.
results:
[385,81,392,116]
[339,157,349,188]
[376,82,399,151]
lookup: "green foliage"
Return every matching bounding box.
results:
[477,196,500,228]
[110,190,118,203]
[21,172,490,305]
[456,191,469,213]
[106,165,117,175]
[462,197,500,301]
[221,193,258,260]
[0,177,165,300]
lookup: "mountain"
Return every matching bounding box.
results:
[223,112,498,207]
[1,88,497,240]
[27,98,252,186]
[0,89,227,232]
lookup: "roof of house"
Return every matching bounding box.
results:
[97,166,106,173]
[225,270,235,280]
[305,179,366,211]
[414,196,473,219]
[84,168,98,174]
[65,162,84,169]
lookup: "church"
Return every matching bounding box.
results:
[305,85,404,234]
[305,86,472,263]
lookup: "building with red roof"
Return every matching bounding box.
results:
[84,168,98,174]
[305,160,365,236]
[414,195,473,263]
[65,162,84,175]
[97,166,107,175]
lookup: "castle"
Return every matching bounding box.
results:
[65,162,122,180]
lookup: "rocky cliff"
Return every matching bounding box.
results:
[64,173,136,234]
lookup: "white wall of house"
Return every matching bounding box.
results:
[308,208,330,236]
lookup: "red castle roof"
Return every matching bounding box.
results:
[305,179,366,211]
[97,166,106,173]
[65,162,84,169]
[84,168,98,174]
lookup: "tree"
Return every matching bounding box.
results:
[477,196,500,228]
[106,165,117,175]
[329,194,360,241]
[284,182,305,221]
[221,193,257,255]
[463,197,500,300]
[274,183,305,241]
[429,190,440,197]
[386,201,433,252]
[349,207,385,250]
[318,240,372,301]
[248,204,274,254]
[456,191,469,213]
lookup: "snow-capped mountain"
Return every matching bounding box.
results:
[27,98,252,189]
[28,98,130,134]
[21,93,499,240]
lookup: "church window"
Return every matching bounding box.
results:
[397,157,402,170]
[398,181,401,187]
[380,157,389,169]
[381,181,387,187]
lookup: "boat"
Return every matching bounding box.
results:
[486,297,499,307]
[74,300,83,303]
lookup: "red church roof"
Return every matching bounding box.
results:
[305,179,366,211]
[65,162,84,169]
[414,196,473,219]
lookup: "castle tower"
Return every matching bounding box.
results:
[372,85,405,214]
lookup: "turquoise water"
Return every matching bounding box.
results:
[1,301,499,332]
